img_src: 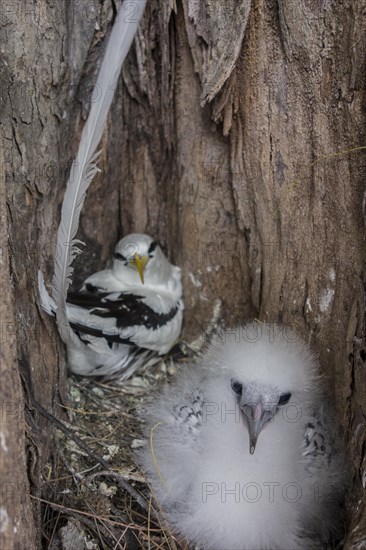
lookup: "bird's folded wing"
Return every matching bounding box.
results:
[66,290,180,342]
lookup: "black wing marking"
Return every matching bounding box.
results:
[70,322,137,345]
[84,283,100,293]
[72,326,151,357]
[67,290,179,340]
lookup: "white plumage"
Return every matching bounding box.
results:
[39,233,183,378]
[138,323,349,549]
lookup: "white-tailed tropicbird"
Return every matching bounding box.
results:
[138,322,349,549]
[39,233,183,378]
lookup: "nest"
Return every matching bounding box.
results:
[39,343,198,549]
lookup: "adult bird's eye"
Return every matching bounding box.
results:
[278,392,291,405]
[231,379,243,395]
[148,241,157,257]
[114,252,127,263]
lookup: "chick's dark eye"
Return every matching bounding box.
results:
[231,379,243,395]
[148,241,157,257]
[278,392,291,405]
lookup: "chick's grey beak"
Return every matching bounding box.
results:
[248,421,261,455]
[241,402,266,455]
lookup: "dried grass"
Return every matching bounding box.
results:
[39,343,197,549]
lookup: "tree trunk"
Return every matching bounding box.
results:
[1,0,365,547]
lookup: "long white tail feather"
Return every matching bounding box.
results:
[38,270,57,315]
[36,1,147,347]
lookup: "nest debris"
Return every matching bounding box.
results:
[39,343,198,550]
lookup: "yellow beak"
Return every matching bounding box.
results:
[133,254,148,284]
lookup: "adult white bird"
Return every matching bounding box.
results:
[138,323,349,550]
[39,233,183,378]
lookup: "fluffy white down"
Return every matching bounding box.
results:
[138,323,348,550]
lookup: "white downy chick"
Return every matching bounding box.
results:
[138,323,349,549]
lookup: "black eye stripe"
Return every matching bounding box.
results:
[148,241,157,255]
[278,392,292,405]
[114,252,127,262]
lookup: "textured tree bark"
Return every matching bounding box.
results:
[1,1,115,546]
[0,143,38,549]
[0,0,365,547]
